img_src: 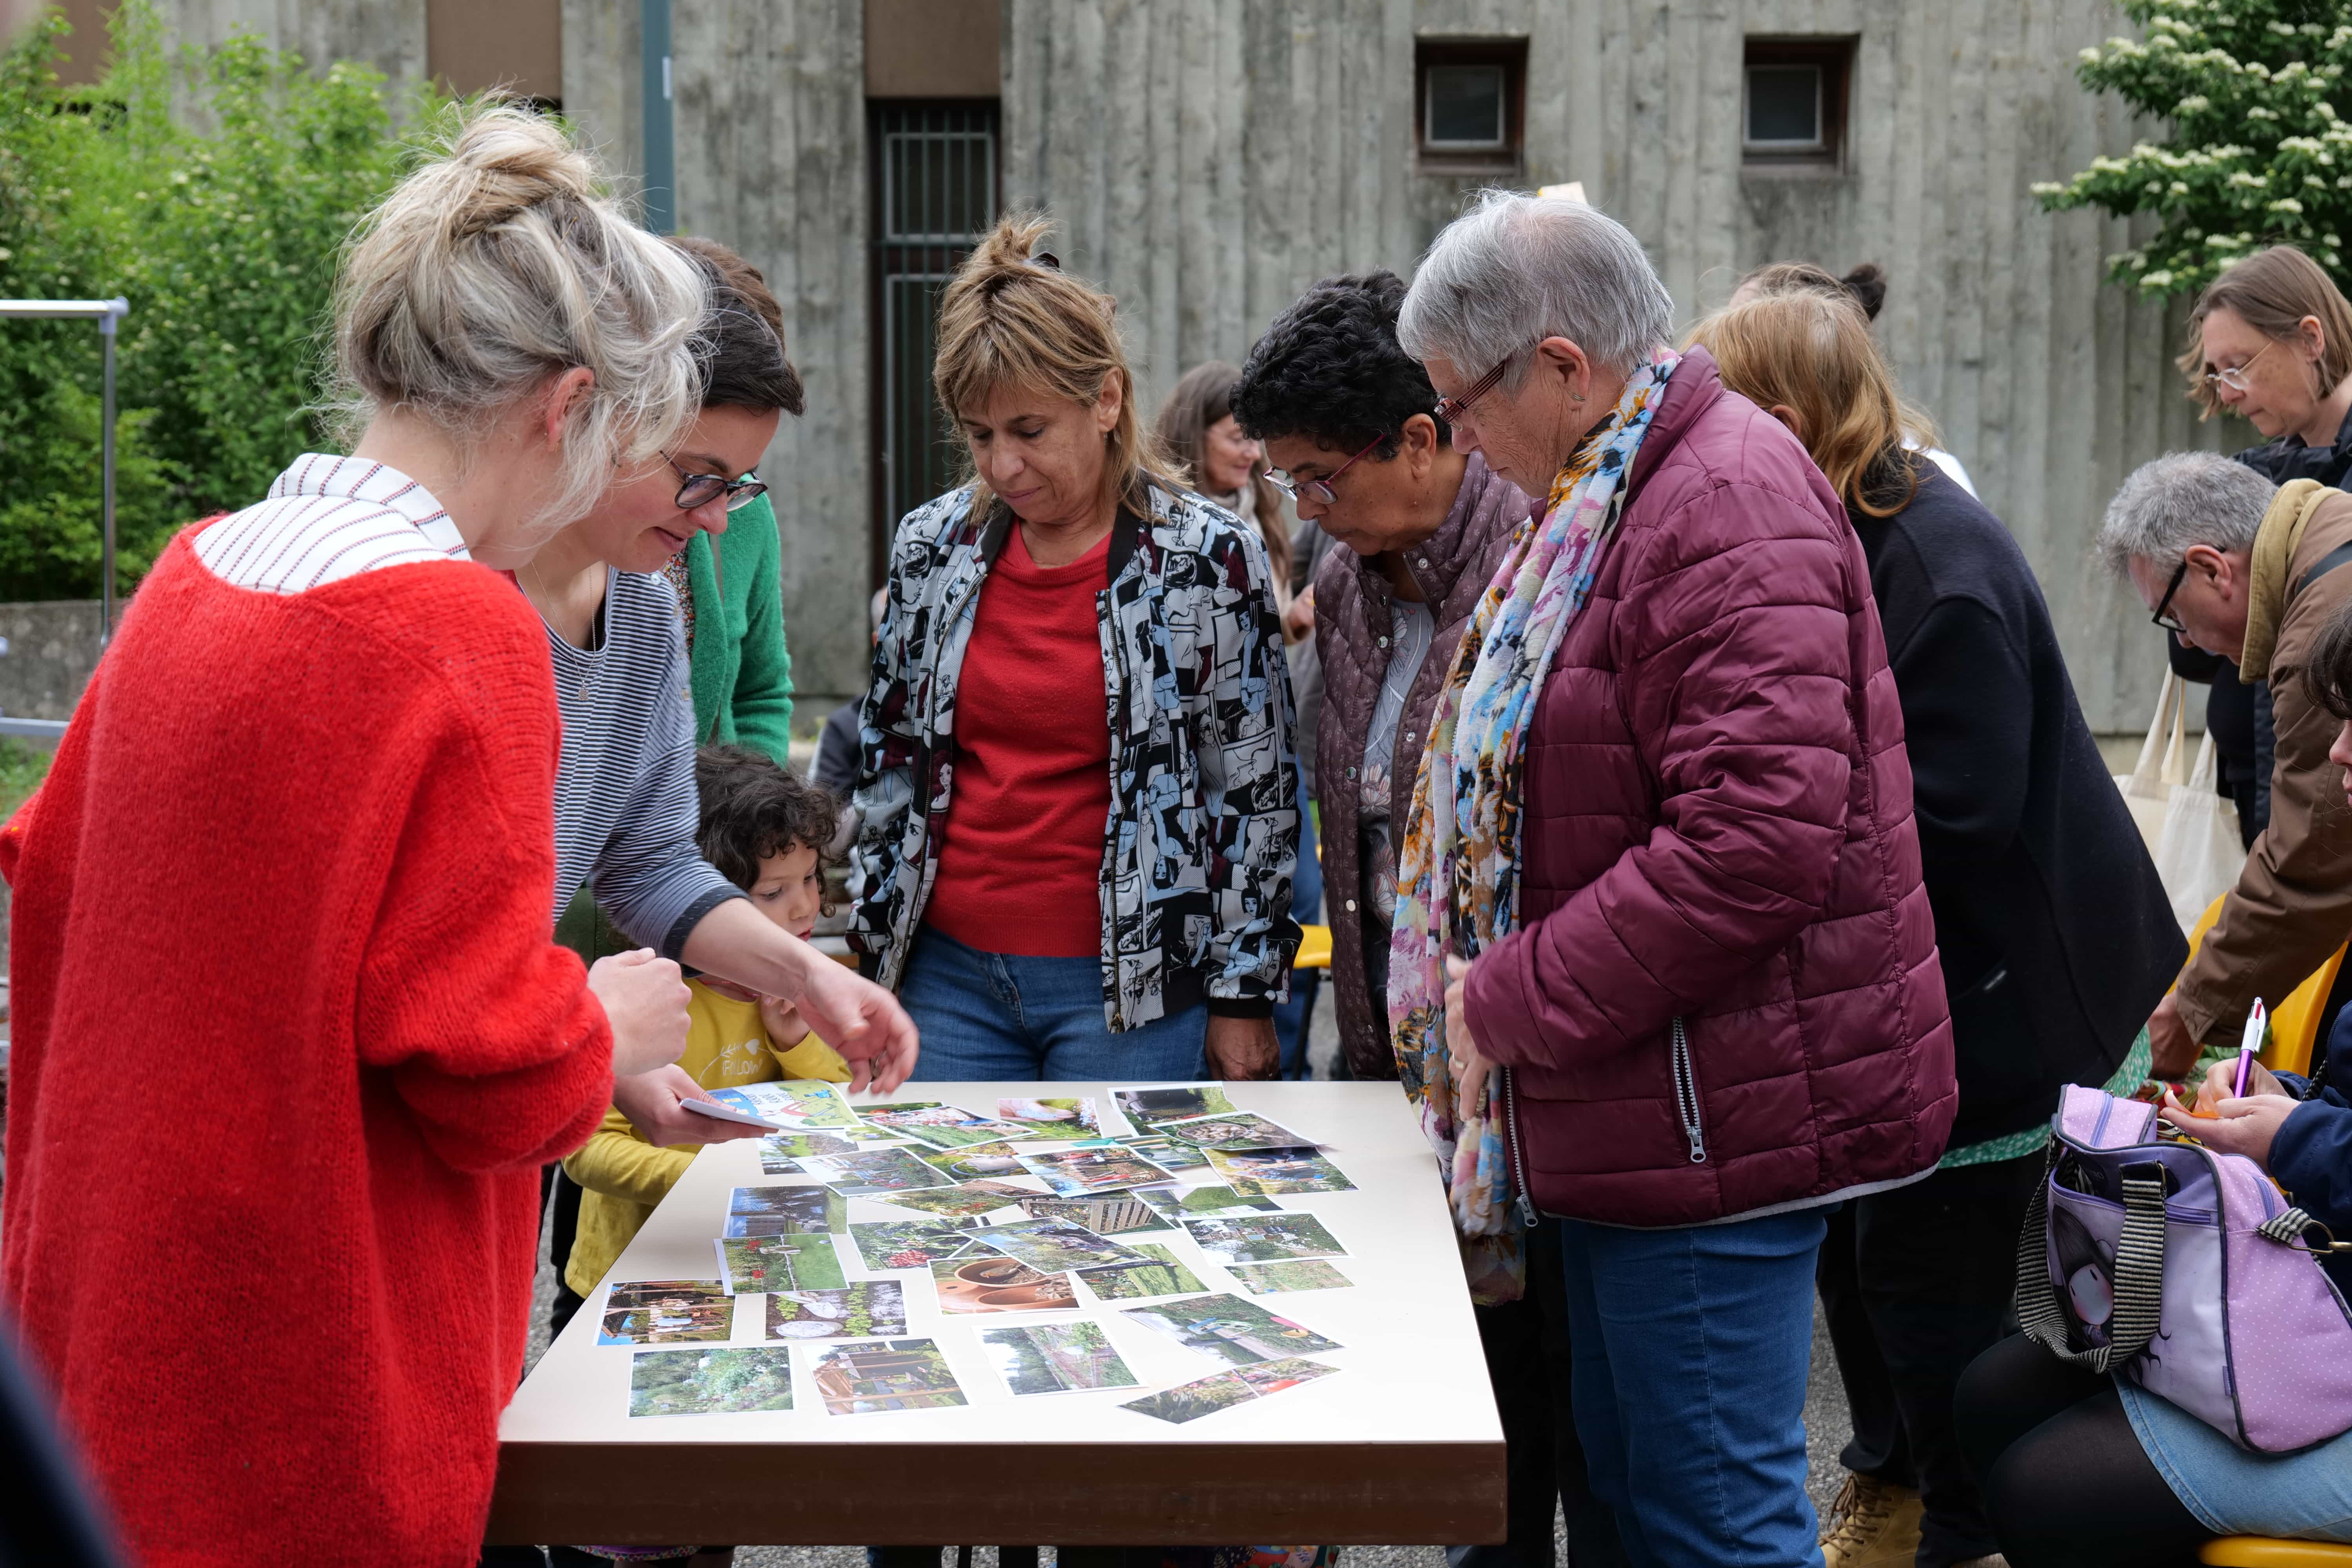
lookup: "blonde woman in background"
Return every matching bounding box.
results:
[1157,361,1325,1076]
[1687,288,2181,1568]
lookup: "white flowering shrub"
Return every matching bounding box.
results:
[2034,0,2352,298]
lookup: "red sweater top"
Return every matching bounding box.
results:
[0,529,613,1568]
[924,525,1113,956]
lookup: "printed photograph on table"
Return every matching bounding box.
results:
[1112,1083,1240,1128]
[1154,1111,1318,1151]
[800,1146,953,1197]
[1183,1212,1348,1265]
[710,1079,863,1132]
[907,1139,1033,1183]
[995,1096,1103,1140]
[765,1282,909,1341]
[1017,1142,1175,1196]
[597,1280,735,1347]
[1204,1145,1355,1196]
[1074,1243,1207,1302]
[1116,1134,1209,1172]
[1118,1356,1336,1425]
[1227,1260,1353,1295]
[727,1184,843,1234]
[716,1234,847,1294]
[808,1337,967,1415]
[1119,1292,1342,1367]
[758,1131,860,1175]
[849,1220,975,1271]
[929,1255,1079,1315]
[1132,1183,1282,1221]
[969,1216,1152,1273]
[853,1102,1025,1149]
[981,1321,1140,1396]
[1015,1194,1173,1234]
[629,1346,795,1417]
[867,1183,1033,1220]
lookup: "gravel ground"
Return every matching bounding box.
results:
[522,992,1858,1566]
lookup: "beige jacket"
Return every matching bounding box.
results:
[2174,483,2352,1044]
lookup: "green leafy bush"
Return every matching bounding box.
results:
[2034,0,2352,299]
[0,2,434,600]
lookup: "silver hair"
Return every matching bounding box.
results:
[2095,452,2276,576]
[1397,189,1676,381]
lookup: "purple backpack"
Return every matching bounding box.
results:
[2017,1085,2352,1452]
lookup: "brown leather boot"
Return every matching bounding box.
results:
[1818,1472,1924,1568]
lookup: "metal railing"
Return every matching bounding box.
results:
[0,298,130,644]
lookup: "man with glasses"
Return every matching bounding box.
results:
[2099,450,2352,1078]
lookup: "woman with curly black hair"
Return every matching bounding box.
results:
[1234,272,1624,1568]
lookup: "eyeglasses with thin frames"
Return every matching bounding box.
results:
[1263,434,1384,507]
[2202,337,2278,396]
[668,454,768,514]
[2151,558,2192,635]
[1434,343,1534,425]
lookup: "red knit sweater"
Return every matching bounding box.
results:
[0,529,614,1567]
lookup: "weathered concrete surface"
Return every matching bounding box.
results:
[0,601,103,725]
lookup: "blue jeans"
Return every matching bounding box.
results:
[1271,783,1323,1080]
[1557,1209,1828,1568]
[897,926,1209,1081]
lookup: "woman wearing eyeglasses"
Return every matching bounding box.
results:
[515,233,918,1183]
[1230,272,1538,1084]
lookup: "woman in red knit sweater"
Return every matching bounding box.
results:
[0,107,719,1568]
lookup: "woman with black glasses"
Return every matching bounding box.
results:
[517,233,918,1179]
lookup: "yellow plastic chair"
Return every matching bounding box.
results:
[1294,922,1332,971]
[2180,894,2345,1077]
[2201,1538,2352,1565]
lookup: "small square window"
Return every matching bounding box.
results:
[1426,64,1506,150]
[1741,37,1854,171]
[1415,38,1526,171]
[1745,65,1822,149]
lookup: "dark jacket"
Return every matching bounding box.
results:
[1851,466,2186,1148]
[2277,1011,2351,1295]
[1313,454,1535,1079]
[2237,405,2352,491]
[1462,348,1956,1228]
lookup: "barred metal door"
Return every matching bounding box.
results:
[870,102,999,574]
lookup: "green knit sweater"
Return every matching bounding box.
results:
[683,491,793,761]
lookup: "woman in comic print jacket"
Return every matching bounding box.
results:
[848,213,1300,1083]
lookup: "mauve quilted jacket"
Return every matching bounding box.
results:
[1461,349,1957,1229]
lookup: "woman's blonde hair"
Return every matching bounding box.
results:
[1684,290,1932,519]
[330,101,710,532]
[931,212,1165,515]
[2177,244,2352,419]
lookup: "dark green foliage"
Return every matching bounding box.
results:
[0,3,436,599]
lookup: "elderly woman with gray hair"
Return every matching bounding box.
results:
[2100,450,2352,1079]
[1392,189,1957,1566]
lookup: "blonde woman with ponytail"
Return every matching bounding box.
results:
[0,103,862,1568]
[1684,290,2183,1568]
[849,214,1301,1086]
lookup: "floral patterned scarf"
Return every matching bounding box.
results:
[1386,348,1680,1303]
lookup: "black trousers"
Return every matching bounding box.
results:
[1451,1218,1628,1568]
[1952,1334,2206,1568]
[1815,1156,2040,1568]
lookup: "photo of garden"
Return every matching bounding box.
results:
[980,1322,1139,1397]
[628,1347,796,1418]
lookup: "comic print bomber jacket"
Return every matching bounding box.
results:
[848,475,1302,1031]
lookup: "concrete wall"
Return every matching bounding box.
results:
[110,0,2243,733]
[1002,0,2247,733]
[0,602,105,724]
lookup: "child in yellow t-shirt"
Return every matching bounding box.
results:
[560,746,853,1308]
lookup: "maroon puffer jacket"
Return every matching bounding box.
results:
[1462,348,1955,1229]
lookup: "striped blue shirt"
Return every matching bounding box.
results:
[545,567,742,958]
